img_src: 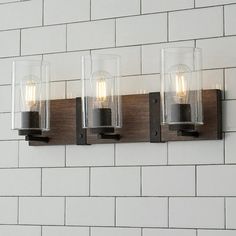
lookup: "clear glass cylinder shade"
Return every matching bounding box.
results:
[82,54,121,129]
[161,47,203,127]
[12,60,50,132]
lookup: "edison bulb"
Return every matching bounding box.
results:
[169,64,191,104]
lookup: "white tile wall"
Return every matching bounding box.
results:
[142,0,194,13]
[91,0,140,19]
[66,197,115,226]
[142,166,195,196]
[116,14,167,46]
[0,0,233,235]
[143,228,196,236]
[21,25,66,55]
[116,197,168,227]
[44,0,90,25]
[0,169,41,196]
[169,198,225,228]
[0,225,41,236]
[42,168,89,196]
[168,140,224,165]
[197,165,236,196]
[0,0,42,31]
[43,226,89,236]
[42,226,89,236]
[226,198,236,228]
[91,227,141,236]
[91,167,140,196]
[0,197,17,224]
[67,20,115,51]
[19,197,64,225]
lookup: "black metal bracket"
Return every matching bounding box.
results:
[98,133,121,140]
[177,130,199,137]
[25,135,49,143]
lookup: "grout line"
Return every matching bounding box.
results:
[223,68,226,100]
[224,197,227,229]
[42,0,44,26]
[140,167,142,196]
[114,197,117,226]
[223,132,226,164]
[41,226,42,236]
[195,166,197,196]
[17,140,20,168]
[64,197,66,225]
[140,0,142,14]
[194,0,196,8]
[114,19,117,47]
[65,24,68,52]
[167,12,169,42]
[90,0,92,21]
[17,197,19,224]
[19,29,22,56]
[223,5,225,37]
[114,144,116,166]
[64,145,66,167]
[89,167,91,196]
[166,142,169,165]
[40,168,43,196]
[167,197,170,227]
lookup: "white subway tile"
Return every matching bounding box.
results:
[67,20,115,51]
[92,46,141,76]
[50,81,65,99]
[116,143,167,166]
[169,7,223,41]
[0,55,42,85]
[0,113,19,140]
[92,0,139,19]
[116,197,168,227]
[0,141,18,168]
[225,68,236,99]
[91,227,141,236]
[67,80,81,99]
[196,0,236,7]
[143,228,196,236]
[91,167,140,196]
[42,226,89,236]
[142,40,194,74]
[197,36,236,69]
[142,166,195,196]
[44,0,89,25]
[44,51,89,82]
[202,69,224,92]
[42,168,89,196]
[198,165,236,196]
[142,0,194,13]
[0,169,41,196]
[0,86,11,112]
[66,144,114,167]
[21,25,66,55]
[66,197,114,226]
[19,141,65,167]
[226,198,236,229]
[225,132,236,163]
[223,100,236,131]
[225,4,236,35]
[168,140,224,165]
[0,30,20,58]
[19,197,64,225]
[116,14,167,46]
[0,197,17,224]
[120,74,160,95]
[198,230,236,236]
[0,0,42,31]
[169,197,224,228]
[0,225,41,236]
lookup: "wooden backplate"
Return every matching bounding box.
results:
[30,93,161,146]
[161,89,222,141]
[29,89,222,146]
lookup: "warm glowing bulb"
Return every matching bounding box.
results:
[25,80,37,110]
[96,79,107,103]
[176,74,187,100]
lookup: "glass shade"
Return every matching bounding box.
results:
[82,54,121,129]
[11,60,50,133]
[161,47,203,130]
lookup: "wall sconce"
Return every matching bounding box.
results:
[161,47,203,137]
[11,60,50,142]
[82,54,121,140]
[14,51,222,146]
